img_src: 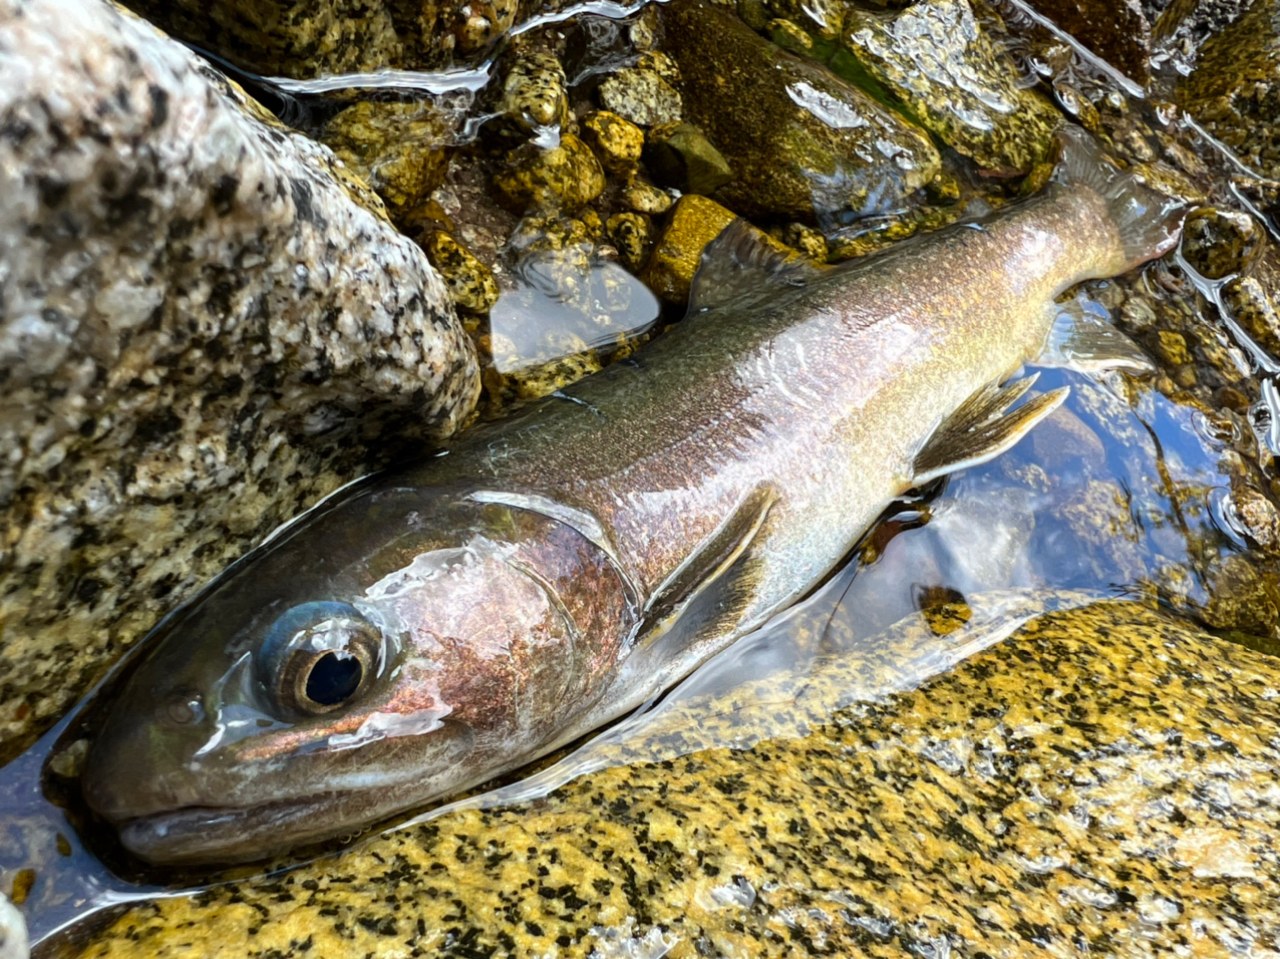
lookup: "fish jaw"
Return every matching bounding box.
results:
[80,482,637,864]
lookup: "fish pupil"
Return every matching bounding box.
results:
[305,652,363,706]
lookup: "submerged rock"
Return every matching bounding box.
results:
[644,194,738,303]
[321,101,453,219]
[72,600,1280,957]
[663,0,939,222]
[419,231,501,315]
[497,48,571,134]
[116,0,517,75]
[841,0,1061,174]
[580,110,645,173]
[0,0,478,761]
[493,133,606,212]
[598,62,683,128]
[1180,0,1280,179]
[1181,206,1265,279]
[1023,0,1152,83]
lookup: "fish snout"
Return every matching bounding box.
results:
[80,692,215,823]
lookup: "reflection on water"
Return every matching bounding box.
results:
[487,239,660,376]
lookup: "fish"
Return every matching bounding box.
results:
[79,126,1184,865]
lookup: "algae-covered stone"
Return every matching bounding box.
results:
[321,101,452,219]
[493,133,606,212]
[643,122,735,196]
[420,231,501,314]
[118,0,518,75]
[598,64,683,127]
[497,49,570,132]
[763,0,845,41]
[1224,275,1280,357]
[1181,206,1265,279]
[644,194,737,303]
[580,110,644,172]
[841,0,1060,174]
[0,0,479,761]
[72,600,1280,958]
[1180,0,1280,179]
[663,0,939,222]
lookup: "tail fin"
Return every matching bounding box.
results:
[1054,125,1186,269]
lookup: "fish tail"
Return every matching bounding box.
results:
[1055,125,1186,270]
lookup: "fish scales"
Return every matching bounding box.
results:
[79,128,1183,864]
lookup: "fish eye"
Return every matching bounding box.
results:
[257,601,382,717]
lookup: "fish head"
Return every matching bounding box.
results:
[81,481,634,864]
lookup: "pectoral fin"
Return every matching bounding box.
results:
[911,375,1069,486]
[639,484,777,647]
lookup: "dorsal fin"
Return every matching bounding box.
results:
[687,220,827,316]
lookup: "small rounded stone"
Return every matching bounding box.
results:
[607,212,654,273]
[581,110,645,173]
[622,179,674,215]
[1223,276,1280,357]
[599,67,682,127]
[421,232,500,315]
[493,134,606,212]
[498,50,570,132]
[1181,207,1265,280]
[644,195,738,303]
[1234,487,1280,551]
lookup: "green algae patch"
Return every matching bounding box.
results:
[75,601,1280,958]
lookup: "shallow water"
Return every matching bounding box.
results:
[5,0,1280,953]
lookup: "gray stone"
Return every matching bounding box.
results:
[0,0,479,761]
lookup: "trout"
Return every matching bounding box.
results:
[81,128,1183,864]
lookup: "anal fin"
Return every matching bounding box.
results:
[912,375,1068,486]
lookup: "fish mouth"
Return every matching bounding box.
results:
[115,792,371,866]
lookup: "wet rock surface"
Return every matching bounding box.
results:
[69,600,1280,958]
[662,0,940,222]
[0,0,478,762]
[1179,0,1280,178]
[116,0,519,76]
[1026,0,1152,82]
[840,0,1061,174]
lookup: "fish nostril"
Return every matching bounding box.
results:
[159,689,205,726]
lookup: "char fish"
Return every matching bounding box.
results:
[80,128,1183,864]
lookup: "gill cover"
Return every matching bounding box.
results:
[80,478,635,863]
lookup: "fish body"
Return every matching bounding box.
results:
[81,130,1182,864]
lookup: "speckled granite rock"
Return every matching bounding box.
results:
[69,599,1280,957]
[0,0,479,761]
[320,101,453,220]
[662,0,939,223]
